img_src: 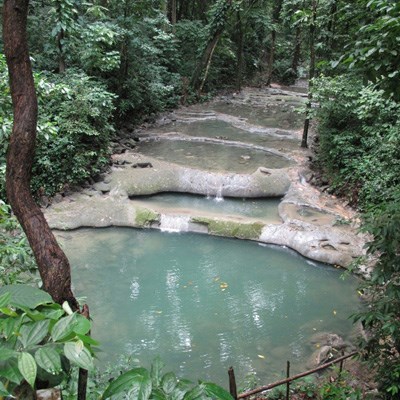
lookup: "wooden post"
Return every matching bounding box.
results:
[286,361,290,400]
[228,367,238,400]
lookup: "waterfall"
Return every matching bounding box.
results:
[160,215,190,232]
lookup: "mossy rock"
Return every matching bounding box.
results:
[193,217,264,240]
[135,207,159,227]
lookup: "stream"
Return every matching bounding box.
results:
[51,83,364,388]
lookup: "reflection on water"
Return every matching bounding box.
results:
[58,228,360,387]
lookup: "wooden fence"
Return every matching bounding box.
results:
[228,351,358,400]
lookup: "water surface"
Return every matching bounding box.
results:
[131,193,281,222]
[59,228,360,387]
[136,140,292,173]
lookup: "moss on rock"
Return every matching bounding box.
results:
[192,217,264,240]
[135,207,159,227]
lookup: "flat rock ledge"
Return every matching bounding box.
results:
[45,157,366,270]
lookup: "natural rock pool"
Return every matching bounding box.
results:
[58,228,361,387]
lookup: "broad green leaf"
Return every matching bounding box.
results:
[40,305,65,321]
[151,356,164,386]
[161,372,177,394]
[18,352,37,388]
[72,314,91,335]
[151,388,167,400]
[102,367,149,399]
[35,347,62,374]
[76,333,99,346]
[0,291,11,307]
[64,341,94,370]
[203,382,233,400]
[183,385,205,400]
[0,285,52,309]
[19,320,50,348]
[135,369,152,400]
[0,347,17,361]
[24,308,48,321]
[1,315,20,339]
[51,314,76,341]
[0,359,24,384]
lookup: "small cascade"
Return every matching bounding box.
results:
[214,184,224,202]
[160,215,190,232]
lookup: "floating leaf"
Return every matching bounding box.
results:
[18,352,37,388]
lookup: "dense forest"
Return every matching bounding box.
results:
[0,0,399,399]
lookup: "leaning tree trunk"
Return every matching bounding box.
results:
[3,0,78,309]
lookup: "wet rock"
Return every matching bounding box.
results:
[36,388,62,400]
[132,162,153,169]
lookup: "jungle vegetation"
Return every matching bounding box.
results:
[0,0,399,398]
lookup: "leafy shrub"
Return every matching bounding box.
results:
[32,70,116,196]
[0,284,96,396]
[353,190,400,398]
[312,75,400,209]
[0,202,37,286]
[0,54,116,198]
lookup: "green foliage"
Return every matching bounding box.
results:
[338,0,400,99]
[312,74,400,209]
[0,53,116,198]
[0,201,37,286]
[0,284,97,395]
[352,191,400,398]
[101,358,233,400]
[112,13,183,120]
[32,70,116,196]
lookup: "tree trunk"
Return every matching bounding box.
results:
[265,0,282,86]
[291,26,301,74]
[190,0,232,94]
[3,0,78,309]
[265,29,276,86]
[190,28,223,94]
[301,0,317,149]
[169,0,177,24]
[235,10,244,92]
[57,28,65,73]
